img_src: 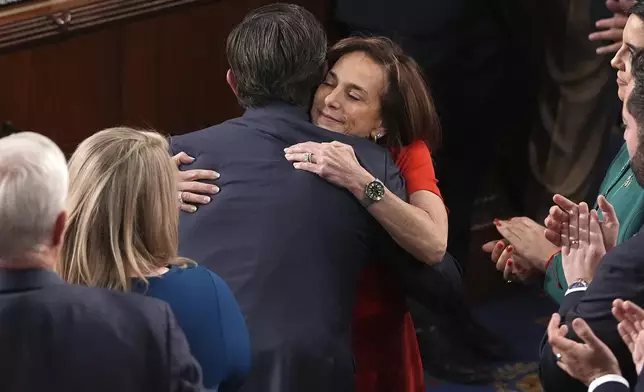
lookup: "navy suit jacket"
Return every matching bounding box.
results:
[0,268,204,392]
[539,227,644,391]
[594,379,635,392]
[170,103,459,392]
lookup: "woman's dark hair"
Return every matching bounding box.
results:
[626,49,644,183]
[326,36,441,152]
[630,1,644,19]
[628,49,644,129]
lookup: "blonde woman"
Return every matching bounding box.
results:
[58,127,251,392]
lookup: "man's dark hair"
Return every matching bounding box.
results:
[226,3,327,108]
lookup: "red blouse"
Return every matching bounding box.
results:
[353,140,441,392]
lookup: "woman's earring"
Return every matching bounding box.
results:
[372,133,383,143]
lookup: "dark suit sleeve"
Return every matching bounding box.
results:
[381,151,408,202]
[588,374,633,392]
[539,236,644,392]
[209,273,252,392]
[382,246,462,313]
[163,303,205,392]
[168,136,178,156]
[594,382,631,392]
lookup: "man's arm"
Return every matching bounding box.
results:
[539,238,644,392]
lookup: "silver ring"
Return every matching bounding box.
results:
[178,191,184,204]
[555,353,562,362]
[304,152,313,163]
[570,240,579,246]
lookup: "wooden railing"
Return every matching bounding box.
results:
[0,0,207,49]
[0,0,329,154]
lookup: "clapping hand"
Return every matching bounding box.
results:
[560,202,606,284]
[613,299,644,374]
[482,217,558,283]
[545,195,619,251]
[481,237,534,282]
[547,313,621,385]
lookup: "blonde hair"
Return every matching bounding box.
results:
[58,127,189,291]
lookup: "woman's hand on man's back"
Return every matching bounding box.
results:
[172,152,220,213]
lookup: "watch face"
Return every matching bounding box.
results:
[366,180,385,201]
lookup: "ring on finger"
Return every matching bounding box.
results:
[178,191,184,204]
[304,152,313,163]
[555,353,562,362]
[570,239,579,246]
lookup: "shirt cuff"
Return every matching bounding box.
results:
[565,286,587,296]
[588,374,629,392]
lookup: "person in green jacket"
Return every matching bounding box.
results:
[545,144,644,302]
[483,144,644,303]
[483,2,644,303]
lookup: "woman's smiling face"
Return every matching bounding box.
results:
[311,51,387,140]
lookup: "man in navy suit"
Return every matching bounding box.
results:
[0,132,204,392]
[170,3,460,392]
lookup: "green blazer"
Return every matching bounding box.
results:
[544,144,644,303]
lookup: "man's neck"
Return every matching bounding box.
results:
[0,251,55,270]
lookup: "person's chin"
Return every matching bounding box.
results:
[618,87,626,102]
[314,118,344,134]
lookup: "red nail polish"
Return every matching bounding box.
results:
[496,242,504,249]
[507,246,513,253]
[494,218,501,226]
[507,260,513,266]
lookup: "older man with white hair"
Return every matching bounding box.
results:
[0,132,206,392]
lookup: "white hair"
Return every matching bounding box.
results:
[0,132,68,260]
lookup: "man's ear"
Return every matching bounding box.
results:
[226,69,239,97]
[51,210,67,248]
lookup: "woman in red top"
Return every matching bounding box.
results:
[285,37,447,392]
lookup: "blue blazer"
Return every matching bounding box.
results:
[170,103,459,392]
[133,265,250,391]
